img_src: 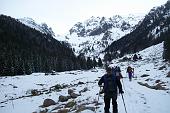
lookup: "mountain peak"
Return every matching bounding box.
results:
[18,17,55,37]
[64,14,143,58]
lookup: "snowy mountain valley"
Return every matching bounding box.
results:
[0,1,170,113]
[0,42,170,113]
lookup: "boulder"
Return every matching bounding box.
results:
[70,92,79,98]
[31,89,40,96]
[68,89,74,95]
[78,81,84,85]
[167,71,170,77]
[141,74,150,77]
[155,80,161,83]
[57,109,69,113]
[59,96,69,102]
[159,65,166,70]
[43,99,56,107]
[65,101,76,108]
[79,87,88,93]
[154,83,166,90]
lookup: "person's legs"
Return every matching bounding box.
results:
[112,99,118,113]
[112,95,118,113]
[128,72,132,81]
[104,95,111,113]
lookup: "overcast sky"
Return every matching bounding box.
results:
[0,0,168,35]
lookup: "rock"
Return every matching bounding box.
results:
[13,86,18,88]
[145,78,153,81]
[155,80,161,83]
[31,89,39,96]
[167,71,170,77]
[65,101,76,108]
[54,84,62,89]
[70,93,79,98]
[68,89,74,95]
[43,99,56,107]
[154,83,166,90]
[141,74,150,77]
[40,110,47,113]
[79,87,88,93]
[45,73,49,75]
[57,109,69,113]
[138,82,167,90]
[119,56,131,62]
[78,81,84,85]
[59,96,69,102]
[159,65,166,70]
[75,105,95,112]
[91,69,98,72]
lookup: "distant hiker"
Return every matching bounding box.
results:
[98,67,124,113]
[113,66,123,80]
[133,54,138,61]
[127,66,134,81]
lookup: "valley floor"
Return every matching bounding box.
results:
[0,66,169,113]
[0,43,170,113]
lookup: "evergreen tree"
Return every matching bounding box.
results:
[98,57,103,67]
[77,53,87,70]
[92,57,97,68]
[163,32,170,61]
[87,57,93,69]
[104,52,112,63]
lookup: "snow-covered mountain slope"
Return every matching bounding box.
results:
[19,17,55,37]
[105,1,170,57]
[147,1,170,39]
[0,42,169,113]
[61,15,143,58]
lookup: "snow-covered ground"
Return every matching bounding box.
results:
[0,42,170,113]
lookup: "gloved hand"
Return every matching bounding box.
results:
[99,90,104,94]
[99,87,104,94]
[119,90,124,94]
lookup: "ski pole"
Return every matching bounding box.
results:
[95,86,102,113]
[98,86,103,101]
[121,94,127,113]
[97,86,101,102]
[121,79,126,91]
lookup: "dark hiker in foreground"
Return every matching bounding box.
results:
[98,67,124,113]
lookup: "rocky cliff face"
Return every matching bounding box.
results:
[19,17,55,37]
[64,15,143,57]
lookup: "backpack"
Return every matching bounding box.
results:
[103,74,117,93]
[114,66,123,79]
[115,66,121,72]
[127,66,133,73]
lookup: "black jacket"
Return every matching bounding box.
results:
[98,74,123,94]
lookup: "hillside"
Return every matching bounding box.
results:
[105,1,170,58]
[0,15,80,76]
